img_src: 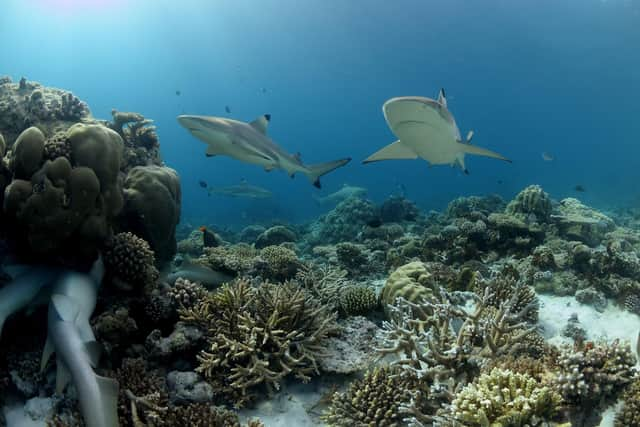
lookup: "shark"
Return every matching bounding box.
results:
[41,260,119,427]
[363,89,511,173]
[178,114,351,188]
[208,180,273,199]
[0,265,62,340]
[313,184,367,206]
[164,260,235,289]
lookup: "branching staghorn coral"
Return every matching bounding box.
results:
[295,263,349,312]
[376,284,538,423]
[180,279,338,406]
[322,365,429,427]
[379,287,537,383]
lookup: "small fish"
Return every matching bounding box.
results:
[260,87,267,94]
[542,152,554,161]
[225,105,232,114]
[199,226,219,248]
[574,185,586,192]
[175,90,181,96]
[198,180,207,188]
[497,179,503,184]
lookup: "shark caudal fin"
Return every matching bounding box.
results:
[363,140,418,164]
[457,142,511,163]
[305,158,351,189]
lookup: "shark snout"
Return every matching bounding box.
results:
[177,115,200,130]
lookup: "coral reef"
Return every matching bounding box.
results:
[441,368,561,426]
[505,184,552,222]
[103,231,157,290]
[322,366,426,427]
[120,165,181,264]
[338,285,378,316]
[554,339,636,406]
[254,225,297,248]
[380,261,441,311]
[180,279,338,406]
[615,377,640,427]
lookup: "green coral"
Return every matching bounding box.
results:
[339,285,378,316]
[181,279,337,406]
[322,366,425,427]
[446,368,561,426]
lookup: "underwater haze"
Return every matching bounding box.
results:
[1,0,639,226]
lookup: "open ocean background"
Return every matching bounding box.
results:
[1,0,639,228]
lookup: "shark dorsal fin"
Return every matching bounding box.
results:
[250,114,271,135]
[437,88,447,108]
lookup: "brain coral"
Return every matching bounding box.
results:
[380,261,440,311]
[120,165,181,265]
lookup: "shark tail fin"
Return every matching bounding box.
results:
[363,140,418,164]
[95,374,120,427]
[457,142,511,163]
[305,158,351,189]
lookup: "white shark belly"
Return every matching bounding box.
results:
[395,123,458,165]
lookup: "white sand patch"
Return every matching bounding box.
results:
[538,294,640,358]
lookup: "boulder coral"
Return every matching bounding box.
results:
[120,165,181,265]
[506,184,552,222]
[3,124,123,257]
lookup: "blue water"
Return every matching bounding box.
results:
[1,0,639,228]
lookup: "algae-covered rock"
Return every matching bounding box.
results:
[121,165,181,265]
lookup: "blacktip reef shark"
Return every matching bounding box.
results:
[0,258,118,427]
[363,89,511,173]
[313,184,367,206]
[177,114,351,188]
[208,179,273,199]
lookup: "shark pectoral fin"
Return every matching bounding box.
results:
[96,375,120,427]
[249,114,271,135]
[458,143,511,163]
[85,340,103,368]
[55,358,72,394]
[205,145,219,157]
[363,140,417,163]
[41,335,55,372]
[51,294,80,322]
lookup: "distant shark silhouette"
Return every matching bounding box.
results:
[363,89,511,173]
[208,179,272,199]
[178,114,351,188]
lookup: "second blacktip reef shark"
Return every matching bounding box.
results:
[364,89,511,173]
[177,114,351,188]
